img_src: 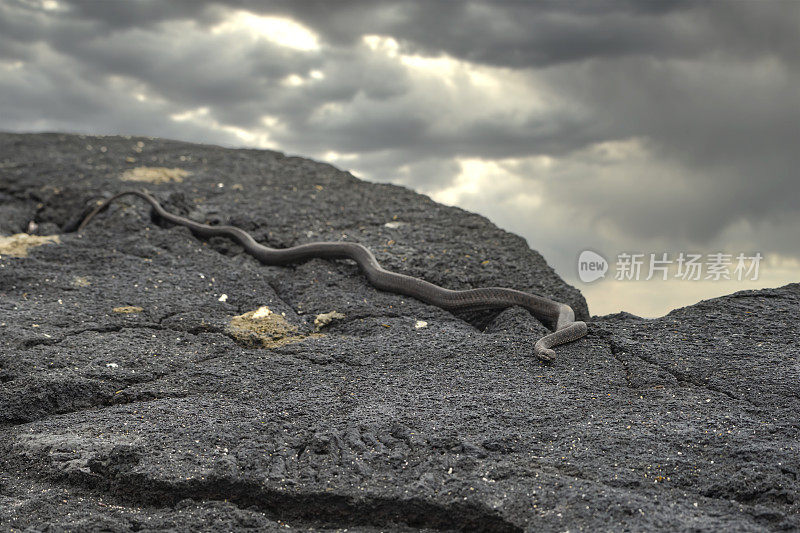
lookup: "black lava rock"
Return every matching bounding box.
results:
[0,133,796,531]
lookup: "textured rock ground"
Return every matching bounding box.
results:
[0,133,797,531]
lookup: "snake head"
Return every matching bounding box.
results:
[534,345,556,362]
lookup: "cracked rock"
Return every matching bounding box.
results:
[0,133,797,531]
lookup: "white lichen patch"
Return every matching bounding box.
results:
[414,320,428,329]
[0,233,60,258]
[229,306,318,348]
[120,167,191,184]
[314,311,346,330]
[112,306,144,314]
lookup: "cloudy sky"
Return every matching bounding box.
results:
[1,0,798,317]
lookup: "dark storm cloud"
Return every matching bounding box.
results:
[1,0,798,267]
[261,0,800,254]
[221,0,799,68]
[540,54,800,244]
[52,0,798,68]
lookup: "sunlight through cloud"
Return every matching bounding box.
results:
[212,11,320,51]
[362,35,399,57]
[20,0,66,11]
[170,107,210,123]
[430,158,544,209]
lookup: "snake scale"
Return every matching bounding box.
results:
[78,191,587,361]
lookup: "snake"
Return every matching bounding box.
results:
[77,190,587,361]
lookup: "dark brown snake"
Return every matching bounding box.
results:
[78,191,587,361]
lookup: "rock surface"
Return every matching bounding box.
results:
[0,133,797,531]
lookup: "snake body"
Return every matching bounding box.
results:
[78,191,587,361]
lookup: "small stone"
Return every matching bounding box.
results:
[252,306,272,319]
[314,311,345,330]
[72,276,90,287]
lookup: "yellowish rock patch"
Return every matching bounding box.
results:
[0,233,60,258]
[314,311,345,330]
[72,276,91,287]
[228,306,319,348]
[113,306,144,314]
[120,167,191,184]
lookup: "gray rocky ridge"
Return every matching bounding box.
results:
[0,133,797,531]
